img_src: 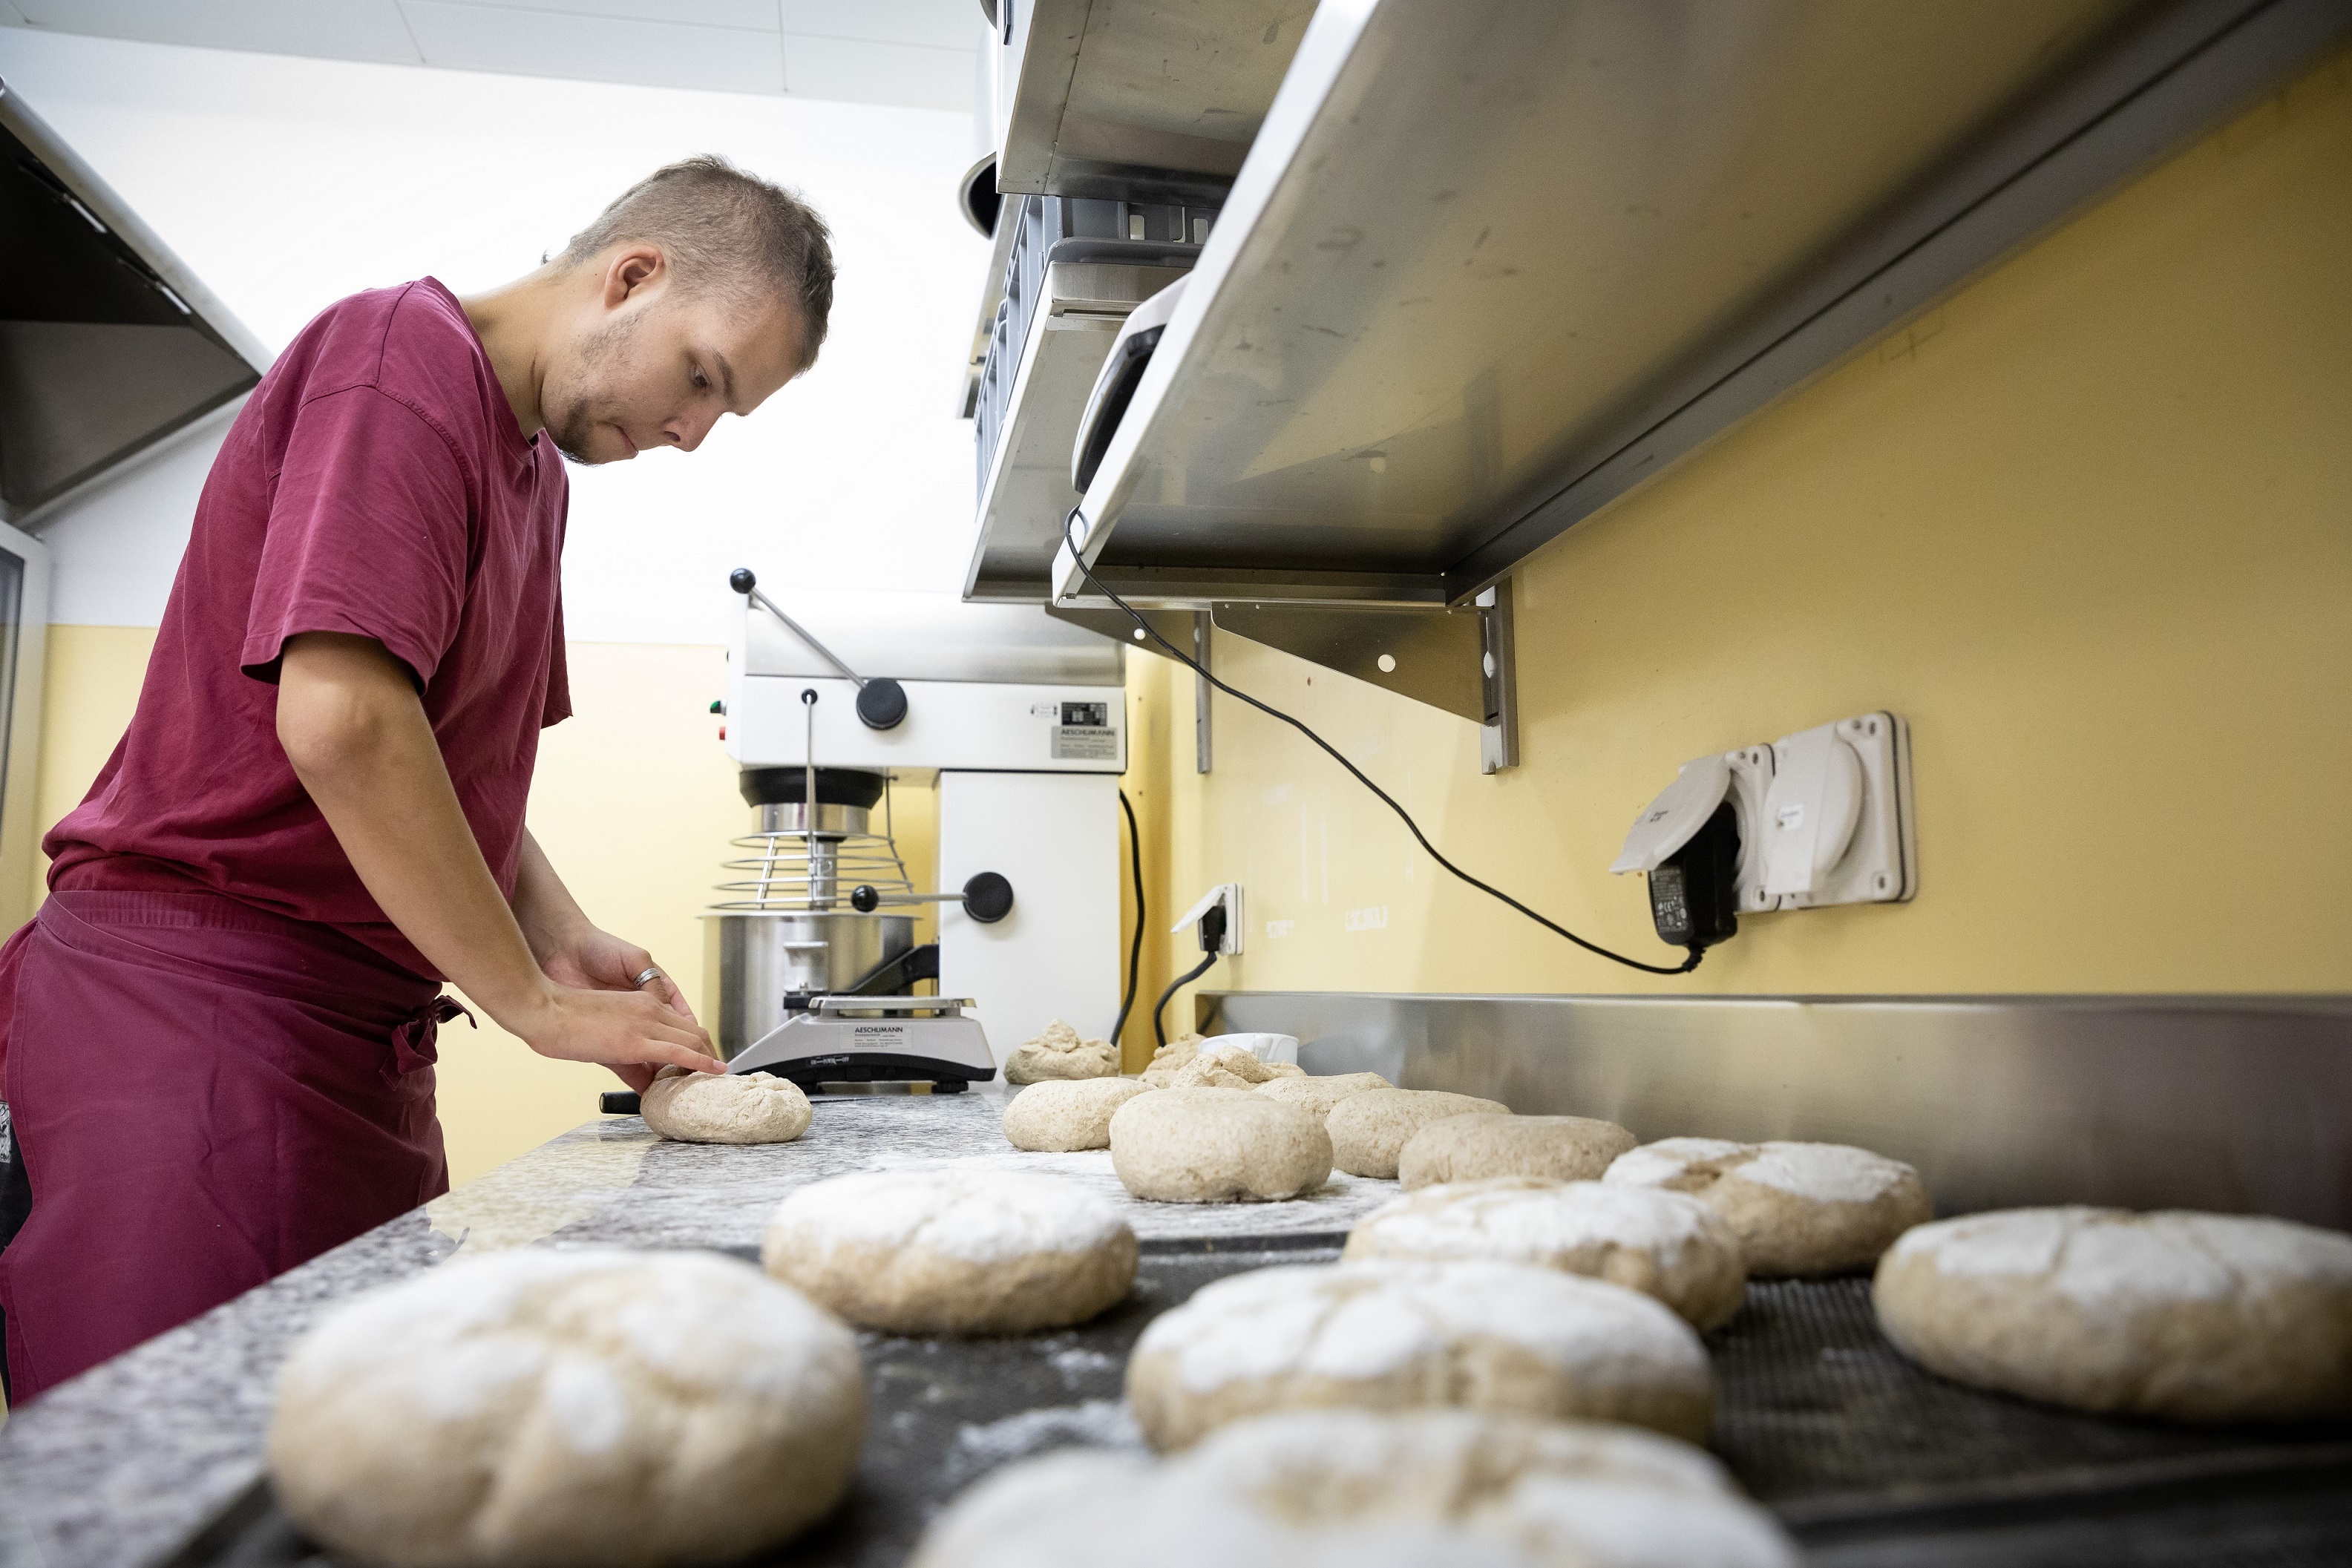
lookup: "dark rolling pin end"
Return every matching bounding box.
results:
[600,1091,643,1115]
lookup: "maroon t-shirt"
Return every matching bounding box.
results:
[45,278,571,980]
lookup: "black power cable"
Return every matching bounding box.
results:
[1061,508,1702,978]
[1152,950,1219,1050]
[1110,787,1145,1047]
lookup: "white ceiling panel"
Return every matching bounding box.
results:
[781,0,977,51]
[399,0,784,94]
[784,31,969,111]
[0,1,29,26]
[10,0,422,62]
[452,0,779,30]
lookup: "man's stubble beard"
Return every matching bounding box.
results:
[546,309,642,466]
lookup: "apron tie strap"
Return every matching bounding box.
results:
[391,994,476,1075]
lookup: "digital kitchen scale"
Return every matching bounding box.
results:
[727,994,996,1094]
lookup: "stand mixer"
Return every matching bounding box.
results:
[702,572,1127,1095]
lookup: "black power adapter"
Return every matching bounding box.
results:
[1647,802,1740,951]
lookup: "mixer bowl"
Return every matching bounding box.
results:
[702,911,916,1060]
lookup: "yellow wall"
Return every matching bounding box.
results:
[30,632,938,1185]
[1133,50,2352,1026]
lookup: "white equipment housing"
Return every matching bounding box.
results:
[723,589,1127,1069]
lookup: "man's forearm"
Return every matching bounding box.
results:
[275,634,553,1026]
[512,829,592,963]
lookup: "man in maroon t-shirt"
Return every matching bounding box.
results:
[0,157,834,1402]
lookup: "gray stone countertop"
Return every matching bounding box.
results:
[0,1084,1401,1568]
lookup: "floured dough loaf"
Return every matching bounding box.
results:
[1346,1178,1747,1330]
[1002,1019,1119,1084]
[912,1410,1797,1568]
[1874,1207,2352,1421]
[639,1066,811,1144]
[1171,1043,1307,1089]
[1604,1137,1930,1276]
[1139,1033,1208,1087]
[270,1248,864,1568]
[1110,1087,1331,1202]
[762,1169,1136,1334]
[1125,1259,1712,1450]
[1328,1089,1512,1179]
[1400,1115,1635,1190]
[1254,1071,1392,1122]
[1003,1077,1153,1151]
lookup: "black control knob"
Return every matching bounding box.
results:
[850,884,879,913]
[729,566,756,594]
[962,871,1014,924]
[856,676,908,730]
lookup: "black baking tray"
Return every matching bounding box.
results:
[163,1238,2352,1568]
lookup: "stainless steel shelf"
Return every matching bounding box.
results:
[967,258,1188,603]
[1056,0,2352,611]
[995,0,1318,204]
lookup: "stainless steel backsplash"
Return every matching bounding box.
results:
[1198,992,2352,1227]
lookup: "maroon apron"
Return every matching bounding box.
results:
[0,890,459,1403]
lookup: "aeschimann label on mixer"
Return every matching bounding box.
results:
[1046,700,1118,761]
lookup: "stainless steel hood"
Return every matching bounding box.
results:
[0,79,269,529]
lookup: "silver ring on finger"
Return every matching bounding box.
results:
[632,966,662,989]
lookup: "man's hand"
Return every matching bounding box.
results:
[276,632,724,1085]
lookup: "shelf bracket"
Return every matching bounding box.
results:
[1208,579,1519,773]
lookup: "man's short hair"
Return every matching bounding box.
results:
[560,155,835,372]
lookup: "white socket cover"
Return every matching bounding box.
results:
[1170,882,1245,954]
[1610,753,1732,874]
[1763,714,1915,907]
[1613,749,1781,913]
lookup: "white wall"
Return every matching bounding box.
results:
[0,27,992,638]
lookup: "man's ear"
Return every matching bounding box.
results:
[601,243,666,307]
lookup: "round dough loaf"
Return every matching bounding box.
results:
[1170,1043,1306,1089]
[1003,1077,1153,1151]
[762,1169,1136,1334]
[1399,1115,1635,1190]
[1110,1087,1332,1203]
[1326,1089,1512,1179]
[1254,1072,1392,1122]
[269,1247,864,1568]
[1873,1207,2352,1422]
[1003,1019,1118,1084]
[912,1410,1797,1568]
[1125,1259,1712,1451]
[1604,1137,1930,1276]
[640,1066,812,1144]
[1345,1178,1747,1331]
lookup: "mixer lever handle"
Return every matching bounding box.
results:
[730,567,908,730]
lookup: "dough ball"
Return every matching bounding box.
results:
[1326,1089,1511,1179]
[269,1247,864,1568]
[1110,1087,1331,1203]
[1170,1043,1304,1089]
[1604,1137,1930,1276]
[1003,1077,1153,1151]
[1254,1072,1392,1122]
[1873,1207,2352,1422]
[1400,1115,1635,1190]
[1003,1019,1119,1084]
[762,1170,1136,1334]
[639,1066,811,1144]
[1139,1033,1206,1088]
[913,1410,1797,1568]
[1125,1259,1713,1451]
[1346,1178,1746,1331]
